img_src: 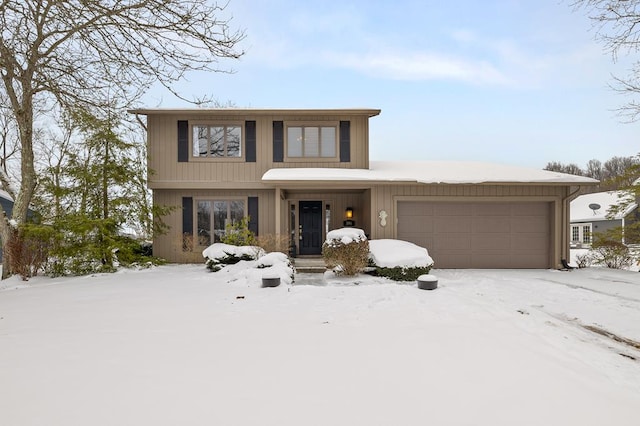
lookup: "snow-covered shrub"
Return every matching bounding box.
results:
[202,243,264,272]
[201,245,295,285]
[589,239,633,269]
[256,252,295,283]
[368,239,434,281]
[322,228,369,276]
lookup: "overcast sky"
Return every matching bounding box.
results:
[143,0,640,169]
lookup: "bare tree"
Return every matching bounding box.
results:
[0,0,244,277]
[585,159,604,181]
[573,0,640,121]
[544,161,584,175]
[603,156,639,183]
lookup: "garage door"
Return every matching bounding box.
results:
[397,201,551,268]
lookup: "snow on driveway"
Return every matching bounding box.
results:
[1,265,639,426]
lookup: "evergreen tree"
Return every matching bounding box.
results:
[33,110,168,275]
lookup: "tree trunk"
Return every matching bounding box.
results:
[3,88,37,279]
[103,137,109,219]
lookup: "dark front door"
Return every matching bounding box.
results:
[299,201,323,255]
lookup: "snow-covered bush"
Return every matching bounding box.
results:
[322,228,369,276]
[201,243,294,284]
[256,252,295,283]
[368,239,434,281]
[589,239,633,269]
[202,243,264,272]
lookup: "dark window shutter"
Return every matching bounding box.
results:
[182,197,193,237]
[339,121,350,162]
[178,120,189,162]
[245,120,256,162]
[273,121,284,162]
[248,197,259,235]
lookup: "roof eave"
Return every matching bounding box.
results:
[128,108,382,118]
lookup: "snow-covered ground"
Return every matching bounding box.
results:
[1,264,640,425]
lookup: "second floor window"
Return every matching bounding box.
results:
[287,126,336,158]
[193,125,242,158]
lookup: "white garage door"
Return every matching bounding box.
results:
[397,201,551,268]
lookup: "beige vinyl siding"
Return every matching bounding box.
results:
[147,114,371,189]
[153,189,276,263]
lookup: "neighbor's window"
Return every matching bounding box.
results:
[197,200,245,246]
[287,126,336,158]
[193,125,242,158]
[571,226,580,242]
[571,224,592,245]
[582,225,591,244]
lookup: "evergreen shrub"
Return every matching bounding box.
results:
[373,265,433,282]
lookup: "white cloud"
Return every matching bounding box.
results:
[324,50,511,85]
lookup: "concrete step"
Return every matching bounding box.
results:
[296,266,327,274]
[293,257,327,274]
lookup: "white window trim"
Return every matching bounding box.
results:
[571,223,592,245]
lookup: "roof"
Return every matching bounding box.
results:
[128,107,381,118]
[570,191,637,222]
[262,161,599,185]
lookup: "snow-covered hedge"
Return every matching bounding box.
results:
[202,243,265,272]
[322,228,369,276]
[202,243,294,285]
[368,239,434,281]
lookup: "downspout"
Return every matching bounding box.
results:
[561,186,582,265]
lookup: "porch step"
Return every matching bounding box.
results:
[293,257,327,274]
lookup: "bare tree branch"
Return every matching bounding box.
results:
[573,0,640,120]
[0,0,244,277]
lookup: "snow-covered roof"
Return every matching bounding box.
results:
[570,191,637,222]
[262,161,599,185]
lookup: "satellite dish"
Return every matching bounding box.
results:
[588,203,601,214]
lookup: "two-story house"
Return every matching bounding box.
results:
[129,108,597,269]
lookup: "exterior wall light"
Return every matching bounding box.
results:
[345,207,354,219]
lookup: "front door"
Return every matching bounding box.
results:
[299,201,323,255]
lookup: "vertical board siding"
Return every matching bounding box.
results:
[148,114,372,187]
[177,120,189,163]
[245,120,256,162]
[154,189,276,263]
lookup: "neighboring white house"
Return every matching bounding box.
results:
[570,191,638,247]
